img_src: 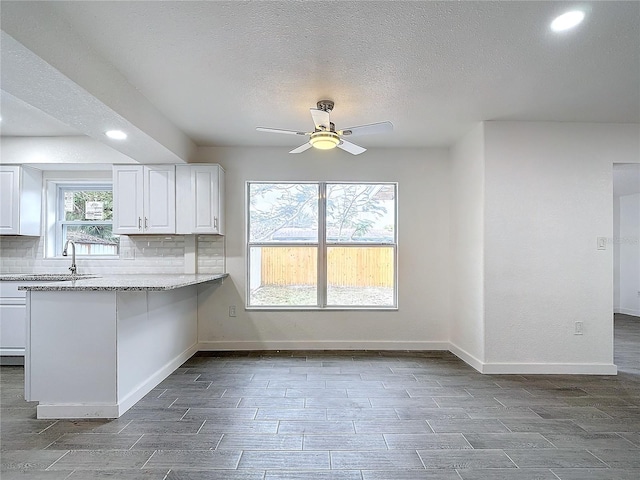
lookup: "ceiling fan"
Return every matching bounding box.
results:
[256,100,393,155]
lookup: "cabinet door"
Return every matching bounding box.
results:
[0,166,20,235]
[0,304,26,349]
[143,166,175,234]
[176,165,224,234]
[191,165,220,234]
[113,166,144,234]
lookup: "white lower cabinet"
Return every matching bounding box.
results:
[0,281,52,362]
[0,282,27,360]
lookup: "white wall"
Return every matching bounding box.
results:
[616,193,640,316]
[194,146,451,350]
[3,121,638,372]
[449,124,486,368]
[482,122,639,373]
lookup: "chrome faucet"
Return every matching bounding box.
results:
[62,240,77,275]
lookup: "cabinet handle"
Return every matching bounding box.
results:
[214,216,218,229]
[138,217,142,230]
[144,217,148,229]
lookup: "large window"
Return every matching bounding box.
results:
[54,184,119,256]
[247,182,397,309]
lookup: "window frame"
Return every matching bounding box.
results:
[47,181,119,259]
[246,181,398,310]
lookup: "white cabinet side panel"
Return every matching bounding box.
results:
[19,166,43,236]
[29,291,117,403]
[116,287,197,404]
[217,166,225,235]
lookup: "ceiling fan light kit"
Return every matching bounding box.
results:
[309,131,341,150]
[256,100,393,155]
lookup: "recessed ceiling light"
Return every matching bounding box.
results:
[105,129,127,140]
[551,10,585,32]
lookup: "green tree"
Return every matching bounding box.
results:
[249,183,392,242]
[64,190,117,244]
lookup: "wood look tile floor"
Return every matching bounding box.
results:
[1,314,639,480]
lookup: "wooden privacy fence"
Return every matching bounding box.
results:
[260,246,394,287]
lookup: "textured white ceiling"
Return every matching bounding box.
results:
[1,1,639,151]
[0,90,80,136]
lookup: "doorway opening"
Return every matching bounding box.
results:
[613,163,640,375]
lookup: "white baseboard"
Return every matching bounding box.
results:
[448,343,484,373]
[37,403,120,419]
[197,340,450,351]
[117,343,200,416]
[196,342,618,376]
[0,348,24,356]
[616,307,640,317]
[480,362,618,375]
[403,342,618,375]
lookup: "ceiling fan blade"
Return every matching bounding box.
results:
[289,142,313,154]
[257,127,309,136]
[310,108,330,130]
[337,140,366,155]
[338,121,393,137]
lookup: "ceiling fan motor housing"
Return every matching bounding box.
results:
[316,100,334,112]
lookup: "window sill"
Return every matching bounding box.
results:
[45,255,120,260]
[245,306,399,312]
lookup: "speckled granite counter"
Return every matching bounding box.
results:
[1,274,99,282]
[8,273,227,291]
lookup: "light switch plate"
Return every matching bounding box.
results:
[597,237,607,250]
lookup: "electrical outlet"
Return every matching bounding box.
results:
[574,321,583,335]
[597,237,607,250]
[229,305,237,317]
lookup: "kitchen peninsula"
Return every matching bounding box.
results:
[18,273,227,419]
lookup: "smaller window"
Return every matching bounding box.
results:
[55,185,119,256]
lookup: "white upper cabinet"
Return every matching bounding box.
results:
[176,164,225,235]
[113,165,175,234]
[0,165,42,236]
[143,166,176,234]
[112,166,143,234]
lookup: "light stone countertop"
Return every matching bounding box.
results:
[1,273,227,291]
